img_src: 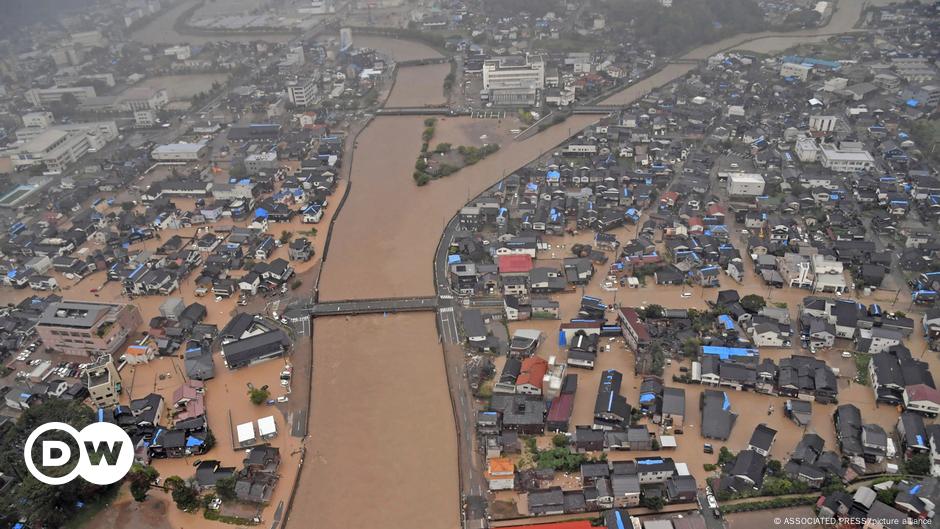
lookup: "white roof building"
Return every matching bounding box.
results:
[258,415,277,439]
[236,422,256,445]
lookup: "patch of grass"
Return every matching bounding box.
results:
[204,508,258,526]
[854,353,871,386]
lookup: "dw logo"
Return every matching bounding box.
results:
[23,422,134,486]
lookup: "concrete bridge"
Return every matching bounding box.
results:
[572,106,622,114]
[307,296,440,317]
[398,57,451,67]
[376,107,467,116]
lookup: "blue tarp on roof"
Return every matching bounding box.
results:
[702,346,757,359]
[639,393,656,403]
[718,315,735,331]
[723,394,731,410]
[558,330,567,347]
[637,458,663,465]
[448,255,461,265]
[907,99,920,107]
[255,207,269,218]
[186,436,204,447]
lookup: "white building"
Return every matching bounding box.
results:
[809,115,837,133]
[818,142,875,173]
[116,87,168,111]
[135,109,158,127]
[780,62,813,81]
[7,129,91,173]
[482,55,545,106]
[340,27,353,51]
[151,142,208,161]
[727,173,766,196]
[245,151,278,173]
[286,79,317,107]
[164,45,192,61]
[795,137,819,162]
[22,112,54,129]
[25,86,97,106]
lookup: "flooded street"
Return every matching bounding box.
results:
[288,313,460,529]
[116,1,908,526]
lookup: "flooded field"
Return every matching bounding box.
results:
[386,63,451,107]
[287,313,460,529]
[134,74,230,101]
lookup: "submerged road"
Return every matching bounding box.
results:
[287,1,885,527]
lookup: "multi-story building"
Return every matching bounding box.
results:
[116,87,168,111]
[818,142,875,173]
[727,173,766,196]
[482,55,545,106]
[286,79,317,107]
[7,129,91,173]
[37,301,142,357]
[25,85,97,106]
[83,355,122,408]
[780,62,812,81]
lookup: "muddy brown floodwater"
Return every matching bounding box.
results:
[354,36,442,62]
[289,313,459,529]
[317,114,595,301]
[294,3,898,525]
[386,63,452,107]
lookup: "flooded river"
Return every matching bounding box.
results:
[288,313,460,529]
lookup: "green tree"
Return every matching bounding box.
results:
[718,446,734,466]
[121,201,136,211]
[907,453,931,475]
[740,294,766,313]
[215,476,237,502]
[876,487,898,505]
[641,494,664,511]
[248,387,270,405]
[766,459,782,475]
[165,476,200,512]
[643,304,665,319]
[0,400,102,527]
[128,464,159,502]
[279,230,293,244]
[681,338,701,357]
[434,142,452,154]
[552,434,569,447]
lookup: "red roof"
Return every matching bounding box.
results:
[499,254,534,274]
[546,393,575,422]
[619,307,652,342]
[516,356,549,389]
[505,523,593,529]
[905,383,940,404]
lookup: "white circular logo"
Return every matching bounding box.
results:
[24,422,135,486]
